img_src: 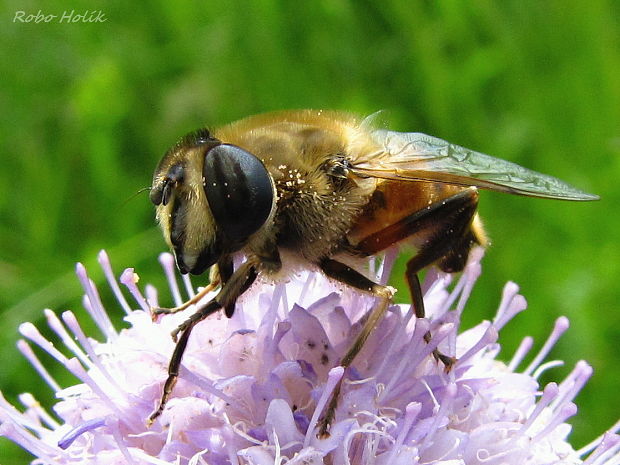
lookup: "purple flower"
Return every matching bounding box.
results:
[1,248,618,464]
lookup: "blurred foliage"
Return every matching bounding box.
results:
[1,0,619,463]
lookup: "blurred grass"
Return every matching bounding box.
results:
[1,0,618,462]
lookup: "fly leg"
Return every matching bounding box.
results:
[317,259,394,437]
[147,259,258,426]
[356,188,481,369]
[151,256,235,319]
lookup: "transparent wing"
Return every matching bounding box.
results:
[352,130,598,201]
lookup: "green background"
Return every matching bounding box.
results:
[1,1,618,463]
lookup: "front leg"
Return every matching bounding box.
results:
[150,264,221,319]
[147,259,258,426]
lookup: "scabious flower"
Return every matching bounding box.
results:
[1,248,618,465]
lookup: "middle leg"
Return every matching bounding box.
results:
[317,258,394,437]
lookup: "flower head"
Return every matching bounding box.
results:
[1,249,618,464]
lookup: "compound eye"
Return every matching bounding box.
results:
[203,144,274,244]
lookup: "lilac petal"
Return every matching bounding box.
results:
[321,306,352,349]
[251,374,291,421]
[286,446,326,464]
[306,292,341,315]
[265,398,304,448]
[237,445,277,465]
[288,304,337,379]
[310,418,357,454]
[294,410,310,434]
[376,445,419,465]
[247,426,268,442]
[298,359,318,384]
[218,330,258,377]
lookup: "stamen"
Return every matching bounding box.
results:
[385,402,421,464]
[98,250,133,315]
[145,284,159,308]
[19,322,70,367]
[44,309,90,368]
[16,340,61,392]
[62,310,126,396]
[18,393,59,429]
[385,323,455,403]
[304,366,344,447]
[0,421,59,460]
[507,336,534,372]
[378,319,429,402]
[551,360,593,411]
[532,360,565,380]
[372,309,412,383]
[179,366,243,410]
[298,271,316,306]
[109,418,137,464]
[582,432,620,465]
[421,383,457,449]
[457,324,498,366]
[579,420,620,457]
[159,252,183,307]
[75,263,117,340]
[493,282,527,331]
[120,268,150,311]
[181,272,196,299]
[0,391,49,433]
[519,382,559,433]
[377,247,398,286]
[58,417,106,449]
[532,402,577,442]
[455,248,482,315]
[523,316,570,376]
[1,249,616,463]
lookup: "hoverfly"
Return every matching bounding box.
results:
[148,110,597,434]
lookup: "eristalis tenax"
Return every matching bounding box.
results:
[148,110,598,435]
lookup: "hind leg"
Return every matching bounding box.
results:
[355,188,483,366]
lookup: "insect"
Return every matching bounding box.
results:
[147,109,598,434]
